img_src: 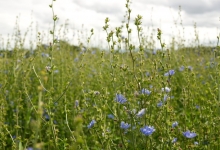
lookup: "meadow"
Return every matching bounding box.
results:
[0,0,220,149]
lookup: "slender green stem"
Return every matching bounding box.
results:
[32,66,49,93]
[50,0,56,89]
[5,127,15,145]
[126,2,140,91]
[64,96,76,142]
[117,105,127,149]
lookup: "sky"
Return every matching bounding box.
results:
[0,0,219,50]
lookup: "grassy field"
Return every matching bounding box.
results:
[0,0,220,150]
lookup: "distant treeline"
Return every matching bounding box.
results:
[178,46,219,56]
[0,40,217,58]
[0,40,90,58]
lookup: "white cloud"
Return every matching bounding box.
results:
[0,0,219,49]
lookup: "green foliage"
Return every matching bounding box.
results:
[0,0,220,149]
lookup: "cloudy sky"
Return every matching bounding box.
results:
[0,0,219,49]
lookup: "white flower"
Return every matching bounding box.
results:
[136,108,146,117]
[162,87,171,93]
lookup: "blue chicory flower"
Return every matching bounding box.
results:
[146,72,150,77]
[179,66,185,71]
[172,138,177,143]
[115,94,127,104]
[41,53,49,58]
[140,126,155,136]
[53,120,58,125]
[75,100,79,107]
[120,121,130,129]
[183,130,197,138]
[195,105,200,109]
[74,57,79,62]
[172,121,178,128]
[107,114,114,119]
[157,101,163,107]
[188,66,193,71]
[163,94,169,101]
[43,113,50,121]
[12,135,16,139]
[164,70,175,76]
[141,88,151,95]
[88,120,96,128]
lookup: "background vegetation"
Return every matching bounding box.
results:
[0,0,220,149]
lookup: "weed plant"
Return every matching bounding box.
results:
[0,0,220,149]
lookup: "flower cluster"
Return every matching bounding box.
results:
[164,70,175,76]
[120,121,131,129]
[183,130,197,138]
[88,120,96,128]
[141,88,151,95]
[157,101,163,107]
[140,126,155,136]
[115,94,127,104]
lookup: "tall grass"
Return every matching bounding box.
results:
[0,0,220,149]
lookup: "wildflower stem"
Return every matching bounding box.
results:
[64,96,76,142]
[130,114,136,150]
[54,81,71,103]
[125,2,140,91]
[145,137,147,150]
[5,127,16,146]
[135,14,144,88]
[48,97,58,148]
[117,105,127,149]
[103,19,116,89]
[32,65,49,93]
[50,0,56,89]
[24,85,47,123]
